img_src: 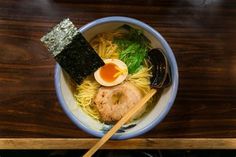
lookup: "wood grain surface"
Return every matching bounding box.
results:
[1,138,236,149]
[0,0,236,149]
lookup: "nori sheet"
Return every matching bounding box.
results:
[55,33,104,84]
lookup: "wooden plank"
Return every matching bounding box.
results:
[1,138,236,149]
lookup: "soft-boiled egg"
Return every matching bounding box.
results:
[94,59,128,86]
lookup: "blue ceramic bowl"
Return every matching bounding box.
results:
[55,16,178,140]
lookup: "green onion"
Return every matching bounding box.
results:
[114,25,150,74]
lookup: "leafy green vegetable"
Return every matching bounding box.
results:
[114,25,150,74]
[119,43,148,73]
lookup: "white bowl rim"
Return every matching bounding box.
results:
[54,16,179,140]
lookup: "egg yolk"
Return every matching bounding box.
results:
[100,63,119,82]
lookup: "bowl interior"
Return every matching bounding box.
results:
[57,20,177,139]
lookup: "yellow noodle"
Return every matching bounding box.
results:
[127,66,152,94]
[74,76,101,120]
[90,31,124,59]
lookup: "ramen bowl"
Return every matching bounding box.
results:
[55,16,178,140]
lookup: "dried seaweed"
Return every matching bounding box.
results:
[41,18,104,84]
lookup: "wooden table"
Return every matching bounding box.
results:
[0,0,236,149]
